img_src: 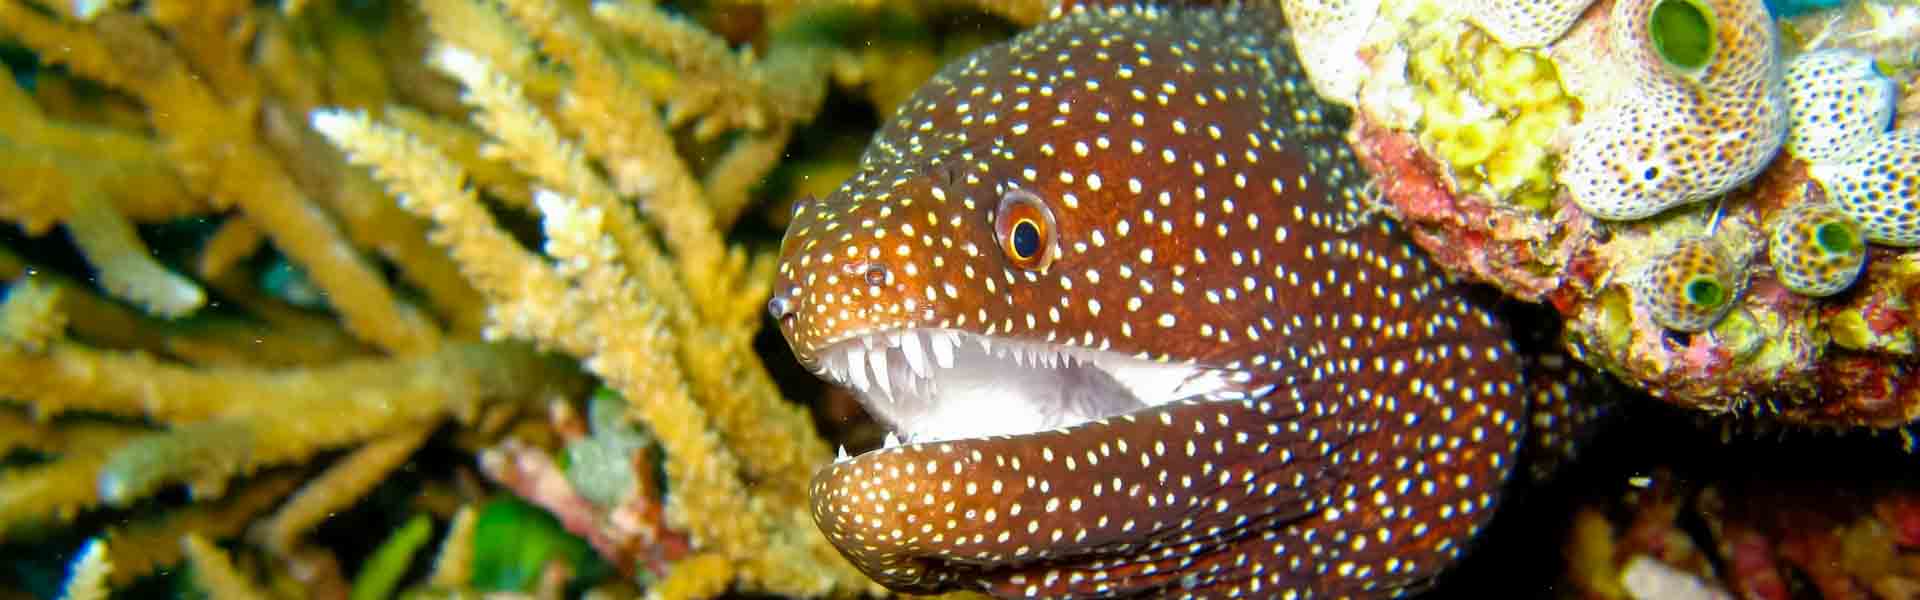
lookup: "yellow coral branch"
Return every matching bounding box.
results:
[195,219,264,280]
[416,0,567,100]
[316,104,767,581]
[56,538,113,600]
[0,263,369,367]
[104,475,299,585]
[66,186,208,317]
[0,409,140,464]
[531,188,772,562]
[428,44,827,515]
[308,109,584,347]
[257,104,487,337]
[705,130,795,230]
[427,504,477,587]
[251,426,435,553]
[0,141,206,317]
[101,343,579,507]
[0,338,568,422]
[0,3,442,354]
[426,42,706,337]
[0,77,204,230]
[445,12,836,514]
[182,533,272,600]
[1,276,68,350]
[318,106,868,596]
[589,2,827,136]
[0,444,113,539]
[494,0,745,318]
[382,105,537,211]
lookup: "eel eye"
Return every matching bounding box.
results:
[995,189,1056,271]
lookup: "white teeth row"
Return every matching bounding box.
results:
[820,329,1100,463]
[832,431,912,464]
[825,330,965,402]
[975,336,1074,369]
[823,330,1087,400]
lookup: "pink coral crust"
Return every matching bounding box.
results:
[1348,112,1583,302]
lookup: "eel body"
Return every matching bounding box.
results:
[770,2,1582,597]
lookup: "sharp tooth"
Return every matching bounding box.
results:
[863,335,877,350]
[930,333,956,368]
[979,336,993,354]
[836,445,851,462]
[883,431,901,448]
[826,353,846,383]
[868,348,893,402]
[887,332,904,348]
[900,332,929,378]
[847,347,870,391]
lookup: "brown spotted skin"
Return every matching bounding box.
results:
[773,3,1545,598]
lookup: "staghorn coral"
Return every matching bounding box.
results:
[181,533,274,600]
[0,0,985,597]
[54,538,111,600]
[0,2,448,355]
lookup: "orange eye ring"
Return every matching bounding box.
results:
[995,189,1057,271]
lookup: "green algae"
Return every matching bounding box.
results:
[470,497,604,593]
[350,514,433,600]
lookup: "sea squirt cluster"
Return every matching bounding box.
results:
[1295,0,1920,422]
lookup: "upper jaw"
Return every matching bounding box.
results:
[813,327,1253,449]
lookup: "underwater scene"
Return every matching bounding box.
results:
[0,0,1917,598]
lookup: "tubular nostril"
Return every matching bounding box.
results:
[863,263,888,286]
[767,294,795,321]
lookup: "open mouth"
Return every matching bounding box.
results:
[813,328,1252,453]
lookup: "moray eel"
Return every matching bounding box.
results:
[769,2,1590,597]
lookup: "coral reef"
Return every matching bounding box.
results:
[0,0,1008,597]
[1304,0,1920,424]
[0,0,1909,596]
[1566,465,1920,600]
